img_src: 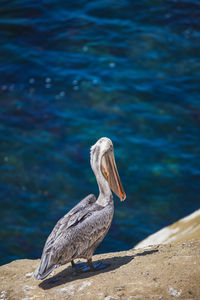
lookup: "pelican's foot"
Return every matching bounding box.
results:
[73,261,110,273]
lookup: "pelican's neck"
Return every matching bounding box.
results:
[93,165,113,207]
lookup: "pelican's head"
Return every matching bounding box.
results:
[90,137,126,201]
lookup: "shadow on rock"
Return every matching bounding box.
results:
[135,249,158,257]
[39,249,158,290]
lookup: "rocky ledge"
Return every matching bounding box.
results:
[0,210,200,300]
[0,240,199,299]
[135,209,200,249]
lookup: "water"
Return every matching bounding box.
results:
[0,0,200,265]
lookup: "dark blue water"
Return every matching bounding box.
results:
[0,0,200,265]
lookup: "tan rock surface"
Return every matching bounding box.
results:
[0,240,200,300]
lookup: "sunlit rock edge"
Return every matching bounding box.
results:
[135,209,200,249]
[0,209,200,300]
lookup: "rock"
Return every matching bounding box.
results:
[135,209,200,249]
[0,240,200,299]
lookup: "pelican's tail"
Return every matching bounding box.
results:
[34,253,59,280]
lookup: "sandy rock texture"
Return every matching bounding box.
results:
[0,240,200,300]
[135,209,200,249]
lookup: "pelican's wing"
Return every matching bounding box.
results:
[34,194,97,279]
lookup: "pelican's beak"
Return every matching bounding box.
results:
[101,149,126,201]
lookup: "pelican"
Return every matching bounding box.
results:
[34,137,126,280]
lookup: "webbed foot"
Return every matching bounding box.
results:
[72,260,110,273]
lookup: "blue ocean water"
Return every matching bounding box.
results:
[0,0,200,265]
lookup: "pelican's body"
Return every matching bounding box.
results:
[35,137,126,280]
